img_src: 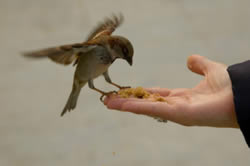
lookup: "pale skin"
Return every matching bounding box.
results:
[104,55,239,128]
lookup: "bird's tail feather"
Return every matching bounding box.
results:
[61,80,86,116]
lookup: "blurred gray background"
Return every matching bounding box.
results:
[1,0,250,165]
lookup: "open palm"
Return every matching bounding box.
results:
[104,55,239,128]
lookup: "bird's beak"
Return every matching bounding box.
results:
[126,57,133,66]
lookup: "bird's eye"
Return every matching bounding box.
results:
[122,47,128,55]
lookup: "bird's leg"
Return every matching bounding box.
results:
[88,80,117,102]
[110,82,131,90]
[103,71,131,89]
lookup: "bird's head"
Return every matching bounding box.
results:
[109,36,134,66]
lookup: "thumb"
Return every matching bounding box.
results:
[187,55,213,76]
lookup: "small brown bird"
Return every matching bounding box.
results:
[23,14,134,116]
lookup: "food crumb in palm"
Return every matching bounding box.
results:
[118,87,150,98]
[118,87,166,102]
[152,93,166,102]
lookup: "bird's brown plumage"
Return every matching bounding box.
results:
[22,14,124,66]
[85,14,124,41]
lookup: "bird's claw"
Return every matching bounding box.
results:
[100,91,118,102]
[119,86,131,90]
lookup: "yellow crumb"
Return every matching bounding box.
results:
[118,87,150,99]
[118,87,166,102]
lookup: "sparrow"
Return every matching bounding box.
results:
[22,14,134,116]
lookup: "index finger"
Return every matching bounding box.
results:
[105,96,175,120]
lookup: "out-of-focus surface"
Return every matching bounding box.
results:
[1,0,250,165]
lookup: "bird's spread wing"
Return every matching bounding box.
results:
[22,14,123,65]
[22,43,96,65]
[86,14,124,41]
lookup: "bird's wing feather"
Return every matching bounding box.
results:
[22,14,123,65]
[86,14,124,41]
[22,43,96,65]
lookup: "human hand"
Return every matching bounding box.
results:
[104,55,239,128]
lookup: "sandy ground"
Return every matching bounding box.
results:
[1,0,250,165]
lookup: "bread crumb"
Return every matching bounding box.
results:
[118,87,150,99]
[118,87,166,102]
